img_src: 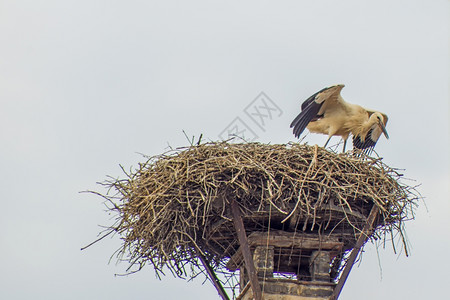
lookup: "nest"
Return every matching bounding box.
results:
[93,142,418,292]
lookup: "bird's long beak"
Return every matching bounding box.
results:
[379,121,389,139]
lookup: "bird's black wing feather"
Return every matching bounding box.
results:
[291,86,338,139]
[352,129,377,155]
[290,99,323,138]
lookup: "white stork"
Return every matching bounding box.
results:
[290,84,389,153]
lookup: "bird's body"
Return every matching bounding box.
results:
[290,84,389,152]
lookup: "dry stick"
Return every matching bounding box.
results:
[281,144,318,223]
[230,199,262,300]
[81,229,115,251]
[330,205,379,300]
[195,248,230,300]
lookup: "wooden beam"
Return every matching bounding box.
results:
[330,205,379,300]
[249,231,343,250]
[226,246,243,271]
[196,248,230,300]
[231,199,263,300]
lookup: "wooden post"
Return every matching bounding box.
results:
[231,199,263,300]
[330,205,379,300]
[253,245,274,278]
[196,248,230,300]
[310,251,331,282]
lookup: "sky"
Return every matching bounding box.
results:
[0,0,449,299]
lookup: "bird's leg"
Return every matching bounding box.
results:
[324,136,332,148]
[342,139,347,152]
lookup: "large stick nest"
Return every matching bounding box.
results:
[95,142,418,286]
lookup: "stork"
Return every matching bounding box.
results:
[290,84,389,153]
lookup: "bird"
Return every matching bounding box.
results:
[290,84,389,153]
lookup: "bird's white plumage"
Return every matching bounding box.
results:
[290,84,389,152]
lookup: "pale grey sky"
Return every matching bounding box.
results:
[0,0,448,299]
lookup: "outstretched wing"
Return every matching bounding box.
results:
[290,85,344,138]
[352,112,388,154]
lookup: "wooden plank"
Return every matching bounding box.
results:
[330,205,379,300]
[231,199,263,300]
[226,246,243,271]
[248,231,344,250]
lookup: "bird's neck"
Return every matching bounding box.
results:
[356,116,377,138]
[346,109,372,136]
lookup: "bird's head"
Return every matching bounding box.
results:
[371,112,389,139]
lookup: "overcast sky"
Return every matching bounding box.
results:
[1,0,449,299]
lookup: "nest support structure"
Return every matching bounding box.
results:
[94,142,419,299]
